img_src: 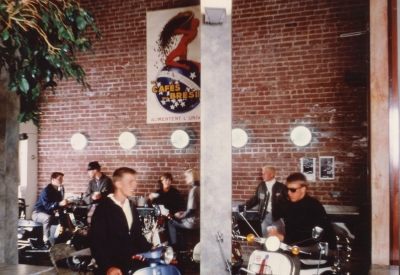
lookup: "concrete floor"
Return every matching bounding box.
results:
[0,263,398,275]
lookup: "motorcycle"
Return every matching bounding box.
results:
[236,210,351,275]
[18,195,90,271]
[215,216,245,275]
[130,246,181,275]
[142,204,170,246]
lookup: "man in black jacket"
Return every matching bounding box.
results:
[241,166,288,237]
[90,167,154,275]
[32,172,69,248]
[270,172,337,251]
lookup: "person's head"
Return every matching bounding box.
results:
[262,166,276,182]
[50,172,64,185]
[112,167,137,199]
[285,172,309,203]
[87,161,101,179]
[160,172,173,190]
[184,169,200,185]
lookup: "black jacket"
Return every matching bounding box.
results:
[34,184,63,215]
[152,186,186,215]
[245,181,288,221]
[282,194,337,250]
[89,197,153,274]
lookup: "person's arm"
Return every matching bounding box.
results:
[244,184,261,210]
[90,204,114,272]
[100,176,114,198]
[83,182,94,205]
[40,188,66,212]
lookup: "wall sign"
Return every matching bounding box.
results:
[301,158,315,181]
[319,156,334,180]
[146,6,201,124]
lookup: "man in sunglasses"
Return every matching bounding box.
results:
[270,172,336,250]
[240,166,288,237]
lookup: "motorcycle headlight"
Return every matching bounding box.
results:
[265,236,280,251]
[161,246,174,264]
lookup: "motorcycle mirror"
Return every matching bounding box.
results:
[312,226,324,241]
[265,236,280,251]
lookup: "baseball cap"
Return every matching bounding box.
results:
[87,161,101,171]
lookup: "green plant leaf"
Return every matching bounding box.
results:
[19,78,29,93]
[1,30,9,41]
[76,16,86,30]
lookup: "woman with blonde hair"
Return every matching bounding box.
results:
[168,168,200,250]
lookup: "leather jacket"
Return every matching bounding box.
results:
[245,181,288,221]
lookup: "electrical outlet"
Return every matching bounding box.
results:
[330,191,341,197]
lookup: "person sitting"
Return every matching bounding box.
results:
[148,172,186,216]
[269,172,336,253]
[168,169,200,251]
[32,172,69,249]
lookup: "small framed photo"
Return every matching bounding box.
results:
[319,156,334,180]
[301,158,316,181]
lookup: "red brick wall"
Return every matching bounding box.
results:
[37,0,368,207]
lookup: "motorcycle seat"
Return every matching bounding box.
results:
[18,219,42,227]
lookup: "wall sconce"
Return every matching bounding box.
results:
[118,132,137,149]
[290,126,312,147]
[204,7,226,24]
[232,128,248,148]
[171,130,190,149]
[71,133,88,150]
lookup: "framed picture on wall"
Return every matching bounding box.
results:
[319,156,334,180]
[301,158,316,181]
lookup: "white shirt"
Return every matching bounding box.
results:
[265,179,276,212]
[108,194,133,230]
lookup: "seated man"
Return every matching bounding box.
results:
[270,172,336,252]
[90,167,154,275]
[32,172,69,249]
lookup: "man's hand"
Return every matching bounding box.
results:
[174,211,184,219]
[267,227,284,241]
[107,267,122,275]
[91,193,102,200]
[59,199,69,206]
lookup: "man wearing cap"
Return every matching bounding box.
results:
[84,161,114,208]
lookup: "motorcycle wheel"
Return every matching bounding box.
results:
[66,255,82,271]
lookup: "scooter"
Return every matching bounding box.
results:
[239,227,335,275]
[237,208,351,275]
[18,196,90,270]
[215,216,245,275]
[130,246,181,275]
[142,204,170,246]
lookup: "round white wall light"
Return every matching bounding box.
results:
[71,133,88,150]
[171,130,190,149]
[290,126,312,146]
[118,132,137,149]
[232,128,248,148]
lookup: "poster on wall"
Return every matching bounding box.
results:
[146,6,201,124]
[301,158,316,181]
[319,156,335,180]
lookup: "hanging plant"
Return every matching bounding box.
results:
[0,0,101,126]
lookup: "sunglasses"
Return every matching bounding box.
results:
[287,186,303,193]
